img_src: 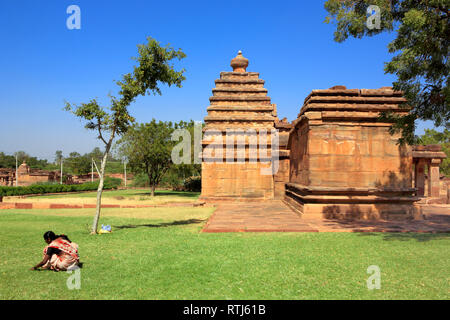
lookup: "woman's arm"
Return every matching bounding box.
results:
[31,254,50,271]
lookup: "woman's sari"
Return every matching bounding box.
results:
[43,238,79,271]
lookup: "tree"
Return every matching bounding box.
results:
[88,147,103,162]
[66,152,91,175]
[55,150,63,165]
[417,128,450,176]
[0,152,16,168]
[14,151,29,164]
[324,0,449,144]
[170,120,202,184]
[117,120,176,196]
[65,37,186,234]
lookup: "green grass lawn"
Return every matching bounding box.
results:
[5,189,200,205]
[0,208,449,300]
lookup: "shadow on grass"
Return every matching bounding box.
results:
[318,211,450,242]
[356,232,450,242]
[113,218,206,230]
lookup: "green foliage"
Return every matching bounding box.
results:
[0,152,15,168]
[417,128,450,176]
[62,147,124,175]
[171,120,202,183]
[183,176,201,192]
[0,177,122,197]
[159,169,183,190]
[65,152,91,175]
[325,0,449,143]
[65,37,186,145]
[117,119,176,193]
[54,150,63,164]
[0,151,50,170]
[118,120,202,193]
[130,173,150,188]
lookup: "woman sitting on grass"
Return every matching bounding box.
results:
[31,231,81,271]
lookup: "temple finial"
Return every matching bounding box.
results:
[230,50,249,72]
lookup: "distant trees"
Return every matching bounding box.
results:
[0,153,16,168]
[65,152,90,175]
[54,150,63,165]
[0,148,125,175]
[0,151,49,170]
[62,149,120,176]
[170,120,202,182]
[118,120,175,196]
[117,119,201,195]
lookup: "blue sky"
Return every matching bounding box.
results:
[0,0,437,161]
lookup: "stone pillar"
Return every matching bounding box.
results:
[428,159,441,198]
[414,159,426,196]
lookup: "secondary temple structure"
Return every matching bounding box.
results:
[200,52,447,219]
[284,86,417,219]
[0,162,59,187]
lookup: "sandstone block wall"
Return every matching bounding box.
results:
[285,86,418,220]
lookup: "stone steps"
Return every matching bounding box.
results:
[207,114,275,121]
[206,105,274,112]
[212,88,268,96]
[215,79,265,84]
[305,95,407,105]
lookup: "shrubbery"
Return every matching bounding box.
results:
[183,176,201,192]
[0,177,122,197]
[130,173,150,188]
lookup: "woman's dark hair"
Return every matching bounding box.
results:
[43,231,71,242]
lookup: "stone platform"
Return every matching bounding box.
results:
[202,201,318,232]
[202,201,450,233]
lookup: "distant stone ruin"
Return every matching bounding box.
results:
[0,162,59,187]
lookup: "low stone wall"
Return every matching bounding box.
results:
[0,201,206,210]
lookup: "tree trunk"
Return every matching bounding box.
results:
[91,148,110,234]
[151,184,155,197]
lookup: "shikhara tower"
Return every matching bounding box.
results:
[200,51,290,200]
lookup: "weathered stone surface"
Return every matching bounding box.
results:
[285,87,417,219]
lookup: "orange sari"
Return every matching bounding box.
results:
[43,238,79,271]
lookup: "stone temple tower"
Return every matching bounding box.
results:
[200,51,282,200]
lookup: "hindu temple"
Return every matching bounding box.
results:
[200,52,448,220]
